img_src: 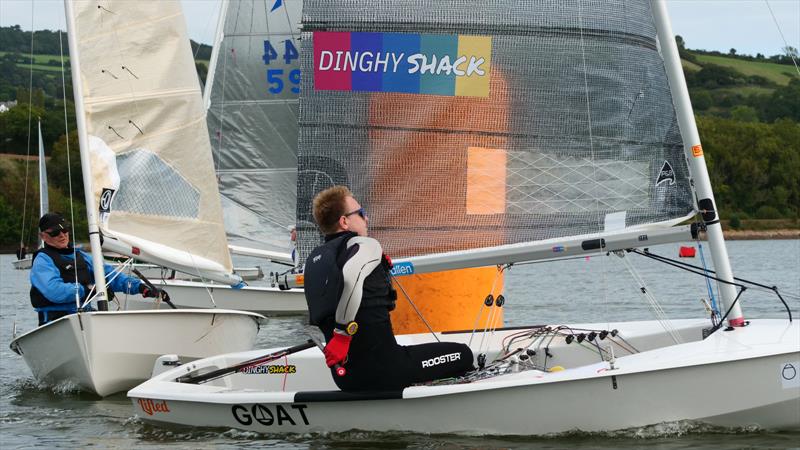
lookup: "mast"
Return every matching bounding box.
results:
[37,120,49,246]
[203,0,229,111]
[63,0,109,310]
[652,0,744,326]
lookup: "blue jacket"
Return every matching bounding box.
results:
[30,249,143,304]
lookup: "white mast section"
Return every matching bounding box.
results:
[203,0,229,111]
[37,120,48,220]
[652,0,744,326]
[228,244,294,265]
[63,0,109,310]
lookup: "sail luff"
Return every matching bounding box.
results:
[203,0,229,111]
[651,0,743,325]
[37,120,49,220]
[63,0,110,306]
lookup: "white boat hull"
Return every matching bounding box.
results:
[10,309,265,397]
[129,319,800,435]
[12,257,32,270]
[122,279,306,316]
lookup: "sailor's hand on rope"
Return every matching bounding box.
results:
[139,284,162,299]
[323,330,351,369]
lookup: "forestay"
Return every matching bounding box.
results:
[297,0,696,264]
[206,0,302,258]
[69,0,235,283]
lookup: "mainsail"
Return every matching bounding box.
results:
[205,0,302,260]
[69,0,236,284]
[297,0,696,266]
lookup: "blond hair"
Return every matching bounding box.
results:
[312,185,352,235]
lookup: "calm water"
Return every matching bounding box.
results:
[1,240,798,449]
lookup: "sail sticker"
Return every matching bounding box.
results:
[232,403,310,426]
[655,161,676,186]
[99,188,115,213]
[390,261,415,276]
[692,145,704,157]
[239,364,297,375]
[137,398,170,416]
[313,32,492,97]
[780,362,799,389]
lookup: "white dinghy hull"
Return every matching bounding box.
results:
[12,257,33,270]
[10,309,264,397]
[129,319,799,435]
[122,280,306,316]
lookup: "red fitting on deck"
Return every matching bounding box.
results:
[729,317,746,327]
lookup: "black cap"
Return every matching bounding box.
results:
[39,213,68,232]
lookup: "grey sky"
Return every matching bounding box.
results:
[1,0,798,56]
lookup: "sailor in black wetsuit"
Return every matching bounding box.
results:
[304,186,474,391]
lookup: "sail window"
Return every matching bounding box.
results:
[114,150,200,219]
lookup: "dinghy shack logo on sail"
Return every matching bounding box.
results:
[313,32,492,97]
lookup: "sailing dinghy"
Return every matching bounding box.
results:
[134,0,306,315]
[12,120,49,270]
[128,0,799,432]
[10,0,265,397]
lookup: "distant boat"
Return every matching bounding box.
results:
[11,120,48,270]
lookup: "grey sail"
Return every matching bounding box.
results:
[206,0,302,258]
[297,0,695,263]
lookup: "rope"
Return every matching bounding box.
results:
[616,252,683,344]
[696,238,720,320]
[19,0,36,252]
[764,0,800,77]
[475,266,506,358]
[632,248,793,322]
[391,275,440,342]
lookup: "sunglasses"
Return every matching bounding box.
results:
[44,228,69,237]
[343,207,367,219]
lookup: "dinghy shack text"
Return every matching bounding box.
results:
[313,32,492,97]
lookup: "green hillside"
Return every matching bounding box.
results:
[0,51,70,64]
[694,54,796,86]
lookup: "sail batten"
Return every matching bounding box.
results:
[297,0,695,264]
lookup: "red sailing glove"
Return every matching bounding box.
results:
[323,331,352,367]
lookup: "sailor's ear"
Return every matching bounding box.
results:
[338,214,349,231]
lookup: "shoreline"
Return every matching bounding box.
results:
[716,229,800,240]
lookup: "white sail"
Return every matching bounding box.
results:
[205,0,302,263]
[37,120,49,220]
[69,0,237,284]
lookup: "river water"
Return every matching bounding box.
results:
[1,240,798,449]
